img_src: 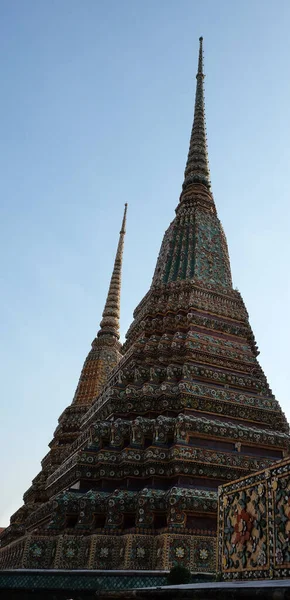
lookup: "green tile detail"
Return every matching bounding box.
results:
[0,571,167,592]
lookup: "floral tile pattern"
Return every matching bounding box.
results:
[218,457,290,580]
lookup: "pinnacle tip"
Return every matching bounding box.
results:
[125,203,128,207]
[199,36,203,42]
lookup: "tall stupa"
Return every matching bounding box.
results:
[0,38,288,574]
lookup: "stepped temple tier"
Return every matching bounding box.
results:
[0,38,288,575]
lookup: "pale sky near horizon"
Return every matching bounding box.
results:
[1,0,290,526]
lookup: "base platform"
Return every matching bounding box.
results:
[0,569,290,599]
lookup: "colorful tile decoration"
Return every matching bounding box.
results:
[218,457,290,580]
[0,533,216,573]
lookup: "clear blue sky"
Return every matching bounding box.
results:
[1,0,290,526]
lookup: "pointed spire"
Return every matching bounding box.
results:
[182,36,211,193]
[97,203,127,340]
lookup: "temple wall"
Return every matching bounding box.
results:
[218,456,290,580]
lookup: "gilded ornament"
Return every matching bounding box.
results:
[175,547,185,558]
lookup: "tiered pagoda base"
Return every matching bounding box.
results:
[1,571,290,599]
[1,277,289,573]
[0,531,216,572]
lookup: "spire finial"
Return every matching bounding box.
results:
[97,204,127,340]
[198,36,204,76]
[120,203,127,234]
[181,36,211,194]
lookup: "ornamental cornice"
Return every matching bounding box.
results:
[75,444,275,473]
[19,486,220,538]
[87,412,289,449]
[82,360,276,433]
[124,282,250,352]
[44,458,273,499]
[44,407,289,497]
[94,393,287,433]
